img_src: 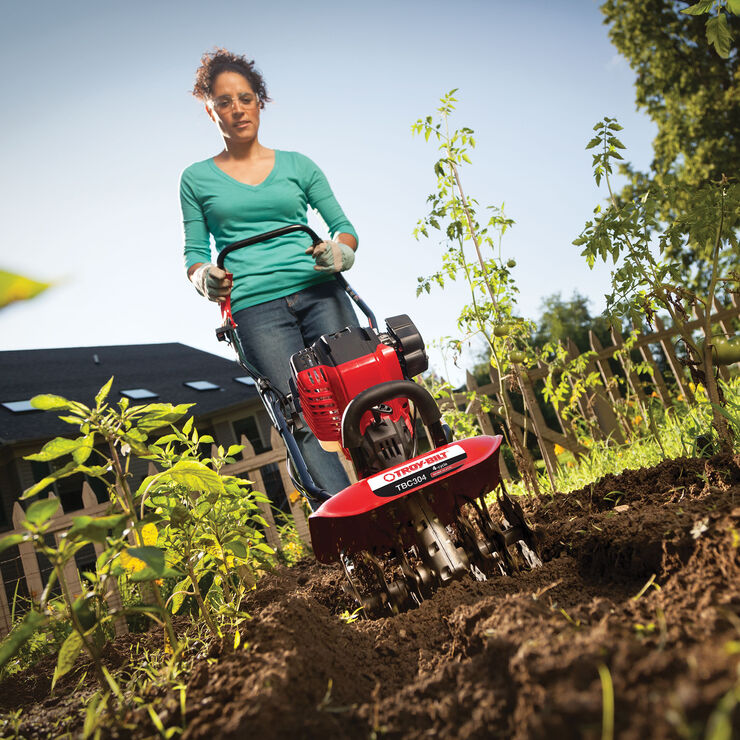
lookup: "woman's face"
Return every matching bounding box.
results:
[206,70,261,143]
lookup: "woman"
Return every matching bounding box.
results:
[180,48,358,500]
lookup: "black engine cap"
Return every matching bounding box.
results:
[384,314,428,378]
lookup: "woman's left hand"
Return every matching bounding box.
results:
[306,240,355,273]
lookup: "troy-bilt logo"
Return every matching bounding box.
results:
[381,449,454,482]
[368,444,467,497]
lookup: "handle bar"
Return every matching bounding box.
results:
[216,224,323,270]
[216,223,377,329]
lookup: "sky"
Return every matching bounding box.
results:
[0,0,656,385]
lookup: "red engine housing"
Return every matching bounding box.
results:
[290,325,416,459]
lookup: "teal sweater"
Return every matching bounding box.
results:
[180,150,358,312]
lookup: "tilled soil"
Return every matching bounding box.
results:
[3,453,740,739]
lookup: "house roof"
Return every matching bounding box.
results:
[0,343,260,446]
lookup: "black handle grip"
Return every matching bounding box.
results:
[341,380,447,450]
[217,224,323,269]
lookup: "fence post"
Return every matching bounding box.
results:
[465,371,510,480]
[610,327,649,406]
[240,435,282,551]
[654,315,695,404]
[632,326,672,407]
[589,331,624,407]
[271,428,312,547]
[489,366,540,494]
[514,365,558,489]
[0,571,11,635]
[566,339,623,443]
[12,502,43,601]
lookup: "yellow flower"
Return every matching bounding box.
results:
[677,394,684,402]
[554,444,565,455]
[119,549,147,573]
[650,391,659,398]
[141,522,158,546]
[632,415,643,426]
[288,489,302,504]
[689,382,696,392]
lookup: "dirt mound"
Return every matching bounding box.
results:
[5,454,740,738]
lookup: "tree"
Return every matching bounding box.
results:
[532,291,613,353]
[601,0,739,287]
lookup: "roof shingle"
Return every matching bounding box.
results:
[0,343,259,445]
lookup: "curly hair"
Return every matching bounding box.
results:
[192,48,270,108]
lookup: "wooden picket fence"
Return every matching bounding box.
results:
[459,295,740,483]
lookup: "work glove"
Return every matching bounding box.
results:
[190,262,232,302]
[306,240,355,273]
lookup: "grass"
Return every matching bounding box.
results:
[504,376,740,499]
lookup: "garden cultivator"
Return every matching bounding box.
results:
[217,225,541,616]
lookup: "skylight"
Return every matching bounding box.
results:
[184,381,220,391]
[120,389,158,400]
[1,400,39,413]
[234,376,256,387]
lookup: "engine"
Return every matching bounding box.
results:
[289,315,428,478]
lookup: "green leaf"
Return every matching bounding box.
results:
[130,565,181,583]
[126,546,165,575]
[585,136,601,150]
[0,270,52,309]
[0,533,26,553]
[728,0,740,14]
[225,540,247,559]
[25,497,60,525]
[71,595,97,631]
[25,437,83,462]
[51,630,84,690]
[94,377,114,407]
[72,434,95,465]
[30,394,72,412]
[136,403,194,433]
[83,692,103,738]
[21,461,79,499]
[0,610,47,670]
[102,666,123,700]
[706,14,732,58]
[182,416,193,436]
[162,460,225,494]
[169,577,192,614]
[680,0,714,14]
[252,542,275,555]
[66,513,128,543]
[116,546,182,582]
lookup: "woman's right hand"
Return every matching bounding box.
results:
[189,262,233,302]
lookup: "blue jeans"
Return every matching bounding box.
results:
[233,279,359,502]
